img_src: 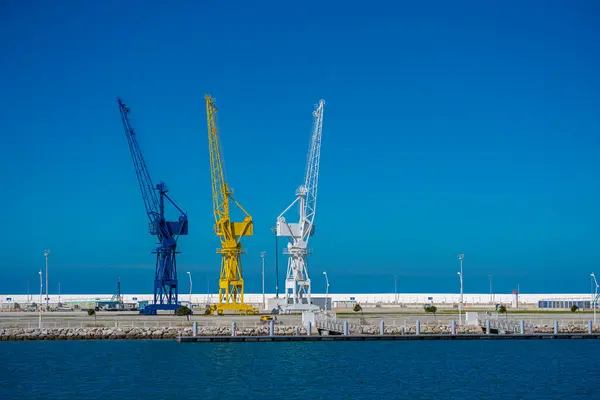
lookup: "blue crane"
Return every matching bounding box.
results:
[117,97,189,315]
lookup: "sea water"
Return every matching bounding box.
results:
[1,340,599,399]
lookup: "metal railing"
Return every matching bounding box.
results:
[314,311,362,333]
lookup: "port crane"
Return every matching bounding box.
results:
[276,99,325,312]
[110,277,123,305]
[118,97,189,315]
[205,95,256,315]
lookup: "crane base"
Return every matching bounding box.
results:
[139,303,182,315]
[211,303,259,316]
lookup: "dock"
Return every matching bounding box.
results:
[178,333,600,343]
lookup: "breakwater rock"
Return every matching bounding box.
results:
[0,327,188,341]
[349,324,484,335]
[1,325,481,340]
[1,324,596,341]
[531,325,594,334]
[0,326,309,341]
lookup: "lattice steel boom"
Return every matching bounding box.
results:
[276,99,325,312]
[205,94,256,315]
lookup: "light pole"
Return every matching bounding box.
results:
[394,275,398,304]
[489,275,493,304]
[44,249,50,311]
[58,282,61,305]
[186,272,192,308]
[38,270,42,328]
[270,226,279,298]
[260,251,266,310]
[206,277,211,304]
[323,271,330,310]
[591,273,598,325]
[458,253,464,325]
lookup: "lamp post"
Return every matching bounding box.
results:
[489,275,493,304]
[44,249,50,311]
[394,275,398,304]
[591,273,598,325]
[270,226,279,298]
[323,271,330,310]
[38,270,42,328]
[458,253,464,325]
[207,277,211,304]
[186,272,192,308]
[260,251,266,310]
[58,282,61,305]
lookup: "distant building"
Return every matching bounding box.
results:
[538,299,592,309]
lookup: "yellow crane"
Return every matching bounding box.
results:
[205,94,257,315]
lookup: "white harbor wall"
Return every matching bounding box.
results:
[0,292,592,307]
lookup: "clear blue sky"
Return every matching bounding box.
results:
[1,1,599,295]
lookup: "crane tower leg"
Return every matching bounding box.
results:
[282,249,317,312]
[213,245,256,315]
[154,248,178,305]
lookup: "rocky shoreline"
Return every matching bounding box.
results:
[1,323,598,341]
[0,326,309,341]
[349,324,484,335]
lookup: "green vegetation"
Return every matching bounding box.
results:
[176,305,192,316]
[353,303,365,323]
[176,306,192,320]
[498,305,507,317]
[571,304,579,313]
[424,305,437,319]
[87,309,96,326]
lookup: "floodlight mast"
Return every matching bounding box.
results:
[276,99,325,312]
[457,253,464,325]
[592,272,599,326]
[44,250,50,311]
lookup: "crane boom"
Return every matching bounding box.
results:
[276,99,325,312]
[118,98,160,222]
[206,97,229,227]
[205,94,256,315]
[301,99,324,243]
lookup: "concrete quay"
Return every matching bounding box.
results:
[179,333,600,343]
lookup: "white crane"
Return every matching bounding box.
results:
[276,99,325,312]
